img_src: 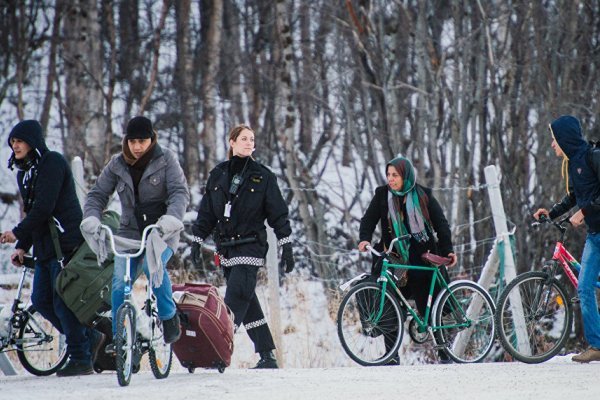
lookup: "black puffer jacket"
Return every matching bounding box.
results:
[192,157,292,265]
[8,120,83,262]
[359,184,453,266]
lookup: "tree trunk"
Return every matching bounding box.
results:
[199,0,223,173]
[62,0,106,174]
[175,0,200,184]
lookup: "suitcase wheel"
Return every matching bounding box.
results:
[218,366,225,373]
[188,368,195,374]
[94,366,103,373]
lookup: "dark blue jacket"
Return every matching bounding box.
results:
[8,120,84,262]
[548,115,600,232]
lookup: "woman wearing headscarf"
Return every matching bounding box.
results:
[358,156,457,363]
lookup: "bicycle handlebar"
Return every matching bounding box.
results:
[99,223,160,258]
[364,234,411,258]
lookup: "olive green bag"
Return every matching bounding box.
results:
[54,211,120,327]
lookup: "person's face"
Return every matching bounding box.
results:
[230,129,255,157]
[551,138,565,158]
[387,166,404,191]
[10,138,32,160]
[127,138,152,159]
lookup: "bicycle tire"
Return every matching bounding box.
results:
[495,271,572,363]
[116,304,136,386]
[337,282,404,366]
[16,306,68,376]
[149,312,172,379]
[434,281,496,363]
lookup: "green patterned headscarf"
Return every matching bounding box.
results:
[387,157,431,262]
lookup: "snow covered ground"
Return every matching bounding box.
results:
[1,359,599,400]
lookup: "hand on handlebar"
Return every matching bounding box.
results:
[358,241,370,252]
[533,208,550,221]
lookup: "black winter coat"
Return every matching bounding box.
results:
[192,157,292,265]
[9,123,83,262]
[359,184,453,266]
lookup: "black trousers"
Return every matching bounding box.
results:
[223,265,275,353]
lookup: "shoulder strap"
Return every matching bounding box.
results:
[48,218,65,268]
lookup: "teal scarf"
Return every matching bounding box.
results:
[387,157,431,262]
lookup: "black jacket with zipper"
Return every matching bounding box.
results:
[192,157,292,261]
[359,184,453,266]
[9,124,83,262]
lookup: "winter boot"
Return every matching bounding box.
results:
[572,347,600,363]
[89,329,106,366]
[163,313,181,344]
[252,351,278,369]
[56,359,94,377]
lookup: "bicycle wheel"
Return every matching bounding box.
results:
[149,312,172,379]
[434,281,496,363]
[115,304,136,386]
[16,306,68,376]
[495,271,572,363]
[337,282,404,366]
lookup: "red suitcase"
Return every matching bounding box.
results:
[171,283,235,373]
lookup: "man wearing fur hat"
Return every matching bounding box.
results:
[1,119,104,376]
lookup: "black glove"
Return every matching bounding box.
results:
[191,242,202,267]
[279,243,294,274]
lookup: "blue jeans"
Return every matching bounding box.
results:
[31,258,91,363]
[579,233,600,348]
[111,247,176,335]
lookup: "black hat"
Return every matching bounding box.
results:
[126,116,154,139]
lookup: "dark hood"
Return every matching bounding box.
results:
[550,115,587,159]
[8,120,49,155]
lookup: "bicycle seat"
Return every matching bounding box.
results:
[421,252,451,267]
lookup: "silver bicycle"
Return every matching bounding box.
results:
[0,261,68,375]
[100,224,172,386]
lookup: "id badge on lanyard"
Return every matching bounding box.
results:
[224,201,232,218]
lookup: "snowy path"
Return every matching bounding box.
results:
[1,361,599,400]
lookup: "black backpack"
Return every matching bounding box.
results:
[585,141,600,177]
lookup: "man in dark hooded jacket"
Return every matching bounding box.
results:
[533,115,600,363]
[0,120,104,376]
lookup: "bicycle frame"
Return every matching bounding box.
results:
[543,215,600,290]
[368,238,471,338]
[100,223,160,343]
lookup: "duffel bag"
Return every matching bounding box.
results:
[55,210,120,327]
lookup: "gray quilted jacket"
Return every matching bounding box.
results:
[83,145,190,240]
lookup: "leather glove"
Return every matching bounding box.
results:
[191,236,203,267]
[279,243,294,274]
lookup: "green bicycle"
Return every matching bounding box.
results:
[337,235,496,365]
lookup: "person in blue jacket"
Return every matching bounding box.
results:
[0,120,104,376]
[533,115,600,363]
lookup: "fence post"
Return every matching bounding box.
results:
[266,226,284,366]
[484,165,531,356]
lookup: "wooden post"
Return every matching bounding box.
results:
[71,156,86,207]
[484,165,530,356]
[265,226,284,366]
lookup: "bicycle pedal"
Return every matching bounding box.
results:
[433,344,447,350]
[571,297,580,304]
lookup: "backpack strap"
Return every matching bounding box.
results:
[48,218,65,268]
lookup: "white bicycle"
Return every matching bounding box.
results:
[100,224,172,387]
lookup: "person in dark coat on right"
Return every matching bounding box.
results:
[533,115,600,363]
[358,156,457,364]
[191,124,294,369]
